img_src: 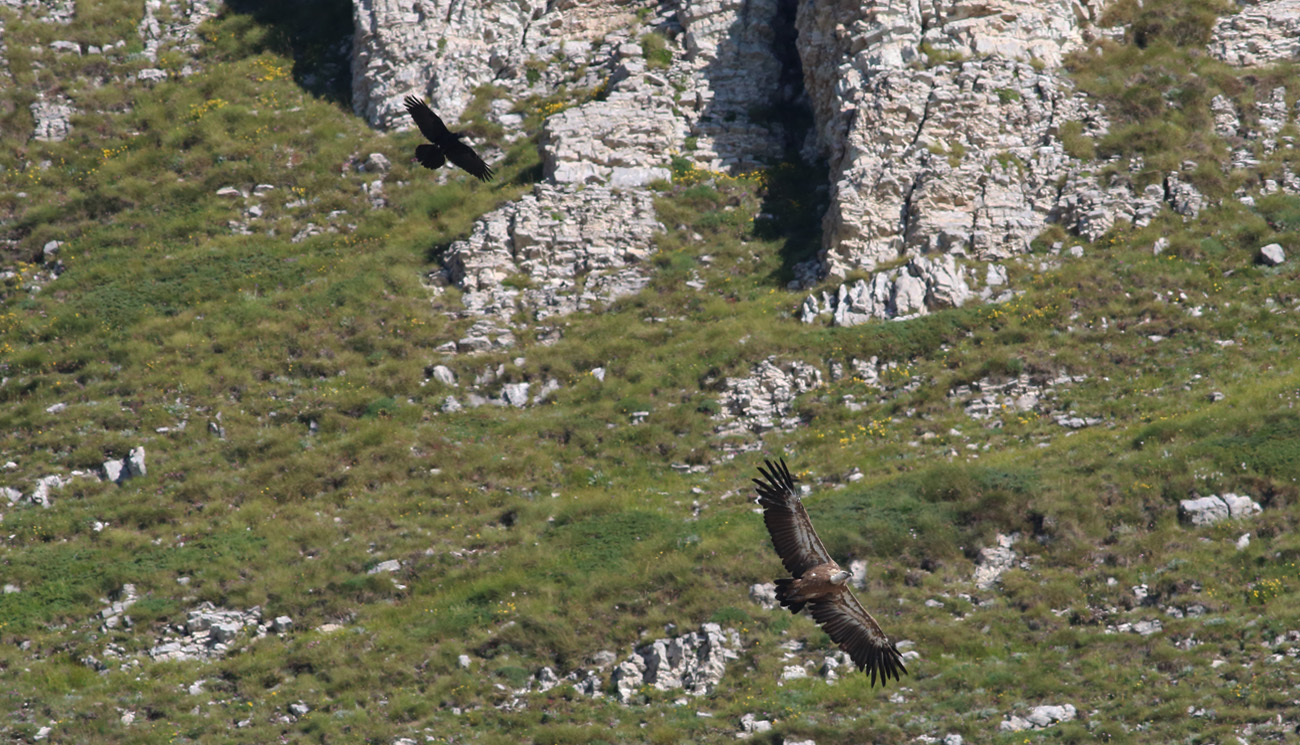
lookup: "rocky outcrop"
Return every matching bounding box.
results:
[102,446,147,484]
[434,184,662,323]
[381,0,807,334]
[138,0,220,63]
[950,372,1087,424]
[798,254,974,325]
[610,623,740,703]
[147,603,271,662]
[30,96,73,142]
[795,0,1112,277]
[999,704,1078,732]
[0,0,75,24]
[1209,0,1300,66]
[1179,493,1263,527]
[973,532,1023,589]
[714,357,822,433]
[351,0,633,127]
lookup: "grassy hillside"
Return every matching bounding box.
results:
[3,1,1300,744]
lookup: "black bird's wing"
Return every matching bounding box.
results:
[441,139,494,182]
[414,144,446,171]
[404,96,451,143]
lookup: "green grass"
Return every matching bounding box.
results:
[3,0,1300,743]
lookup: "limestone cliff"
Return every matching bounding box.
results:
[351,0,1300,337]
[794,0,1112,277]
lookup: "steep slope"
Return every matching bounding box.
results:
[1,1,1300,744]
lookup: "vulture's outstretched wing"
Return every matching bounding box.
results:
[404,96,451,143]
[441,138,494,182]
[808,591,906,687]
[753,458,835,579]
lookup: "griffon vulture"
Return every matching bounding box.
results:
[753,458,907,686]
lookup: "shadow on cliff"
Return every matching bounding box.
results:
[222,0,354,107]
[691,0,827,285]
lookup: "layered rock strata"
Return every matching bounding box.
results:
[412,0,803,342]
[795,0,1113,278]
[351,0,637,127]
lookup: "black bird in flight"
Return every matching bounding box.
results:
[403,95,494,182]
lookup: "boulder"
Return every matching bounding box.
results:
[1259,243,1286,267]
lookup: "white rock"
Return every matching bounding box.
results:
[780,665,808,680]
[1180,494,1262,527]
[1210,0,1300,66]
[368,559,401,574]
[430,365,457,386]
[716,357,822,432]
[501,382,531,408]
[798,0,1111,276]
[127,446,146,478]
[738,713,773,737]
[749,582,778,610]
[1259,243,1286,266]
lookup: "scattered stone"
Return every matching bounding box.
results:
[31,474,69,508]
[951,372,1086,423]
[1258,243,1286,267]
[272,616,293,632]
[848,559,868,590]
[737,712,773,738]
[500,382,531,408]
[973,533,1023,589]
[145,603,265,662]
[430,365,457,386]
[1113,619,1163,636]
[458,654,472,669]
[289,702,310,717]
[999,704,1078,732]
[363,153,391,173]
[780,665,808,681]
[368,559,401,574]
[102,447,147,484]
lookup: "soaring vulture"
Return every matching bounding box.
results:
[402,96,494,182]
[753,458,906,686]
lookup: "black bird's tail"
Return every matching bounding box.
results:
[773,578,806,614]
